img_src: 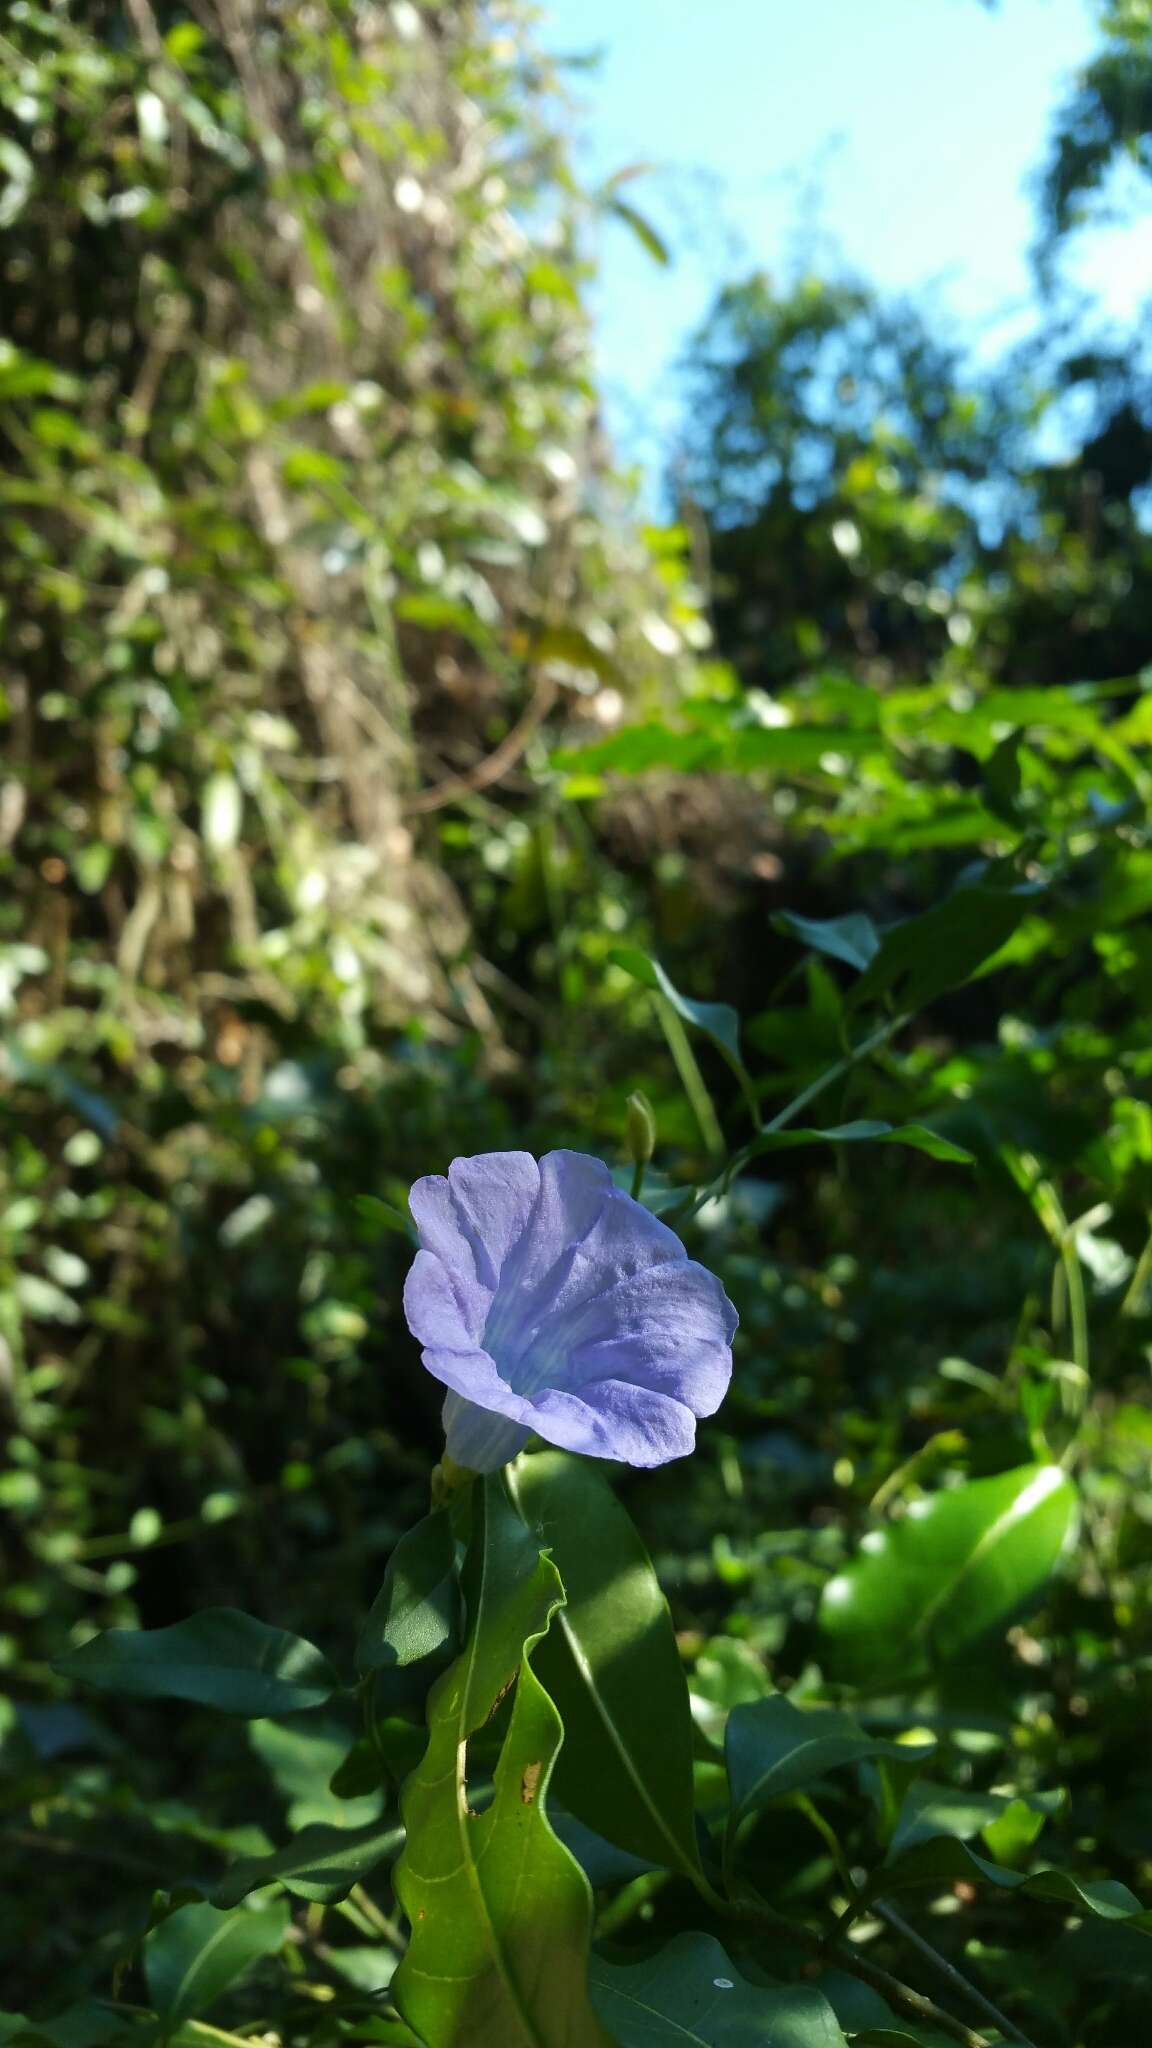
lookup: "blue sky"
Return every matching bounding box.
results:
[540,0,1152,470]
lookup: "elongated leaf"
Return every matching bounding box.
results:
[555,722,876,777]
[875,1786,1146,1919]
[507,1452,702,1880]
[606,196,670,266]
[745,1121,973,1166]
[820,1464,1078,1687]
[356,1509,460,1710]
[144,1899,289,2024]
[610,946,745,1075]
[392,1475,610,2048]
[214,1815,403,1906]
[589,1933,848,2045]
[773,911,880,973]
[726,1695,934,1840]
[851,880,1041,1012]
[56,1609,338,1716]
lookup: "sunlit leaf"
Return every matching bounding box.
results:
[820,1465,1078,1686]
[391,1475,610,2048]
[508,1451,703,1879]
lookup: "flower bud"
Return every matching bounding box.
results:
[626,1090,657,1169]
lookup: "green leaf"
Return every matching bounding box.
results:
[588,1933,848,2045]
[820,1464,1078,1687]
[851,879,1041,1012]
[745,1121,974,1166]
[144,1899,289,2024]
[725,1695,934,1841]
[391,1474,610,2048]
[356,1509,460,1707]
[773,911,880,972]
[606,197,670,266]
[56,1609,339,1716]
[609,947,745,1075]
[507,1452,703,1881]
[214,1815,403,1906]
[876,1782,1146,1919]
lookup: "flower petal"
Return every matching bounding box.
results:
[409,1151,539,1298]
[402,1247,487,1350]
[489,1158,686,1375]
[442,1391,530,1473]
[529,1380,700,1466]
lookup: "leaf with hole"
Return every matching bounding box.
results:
[507,1451,702,1880]
[391,1474,610,2048]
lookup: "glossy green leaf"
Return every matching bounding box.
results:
[773,910,880,972]
[588,1933,848,2045]
[725,1695,934,1839]
[507,1451,703,1880]
[745,1120,973,1165]
[820,1464,1078,1686]
[56,1610,339,1716]
[214,1815,403,1906]
[610,946,745,1075]
[391,1474,610,2048]
[144,1899,289,2024]
[851,879,1041,1012]
[356,1508,460,1709]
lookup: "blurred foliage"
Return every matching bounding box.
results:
[2,0,1152,2043]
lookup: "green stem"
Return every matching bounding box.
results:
[629,1157,645,1201]
[718,1895,989,2048]
[655,993,725,1159]
[874,1900,1039,2047]
[1120,1216,1152,1317]
[679,1011,911,1221]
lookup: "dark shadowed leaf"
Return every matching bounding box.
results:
[214,1815,403,1906]
[726,1695,934,1840]
[746,1121,973,1165]
[851,879,1042,1012]
[144,1899,289,2024]
[56,1610,339,1716]
[773,910,881,972]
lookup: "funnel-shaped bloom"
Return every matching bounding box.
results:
[403,1149,738,1473]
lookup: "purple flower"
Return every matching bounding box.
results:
[403,1149,738,1473]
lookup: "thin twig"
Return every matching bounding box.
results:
[874,1900,1038,2047]
[721,1895,991,2048]
[403,674,559,814]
